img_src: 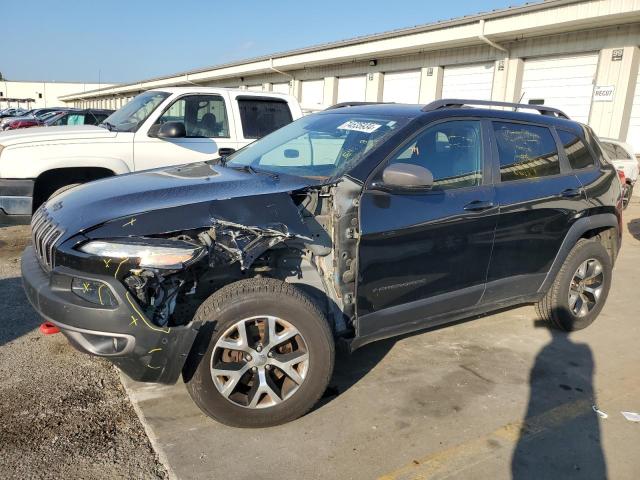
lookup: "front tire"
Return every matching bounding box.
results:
[536,238,612,331]
[184,278,334,428]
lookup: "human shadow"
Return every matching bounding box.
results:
[511,322,606,479]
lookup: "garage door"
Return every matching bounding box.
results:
[521,53,598,124]
[442,63,494,100]
[272,82,290,94]
[337,75,367,104]
[626,73,640,153]
[382,70,421,104]
[247,85,263,92]
[300,80,325,110]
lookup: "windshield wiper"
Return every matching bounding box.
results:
[99,121,117,131]
[230,164,279,179]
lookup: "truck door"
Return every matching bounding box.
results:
[133,93,239,170]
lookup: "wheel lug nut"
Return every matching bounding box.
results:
[268,352,273,358]
[266,365,271,370]
[252,366,257,372]
[256,345,262,352]
[245,354,252,361]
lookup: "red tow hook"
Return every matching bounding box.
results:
[39,322,60,335]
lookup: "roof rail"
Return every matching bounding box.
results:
[421,99,570,119]
[325,101,392,110]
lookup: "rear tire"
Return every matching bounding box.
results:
[536,238,612,331]
[184,278,334,428]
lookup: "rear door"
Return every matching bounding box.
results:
[483,120,586,302]
[232,96,294,148]
[357,119,498,336]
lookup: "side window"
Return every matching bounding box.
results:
[558,131,595,170]
[156,95,229,138]
[493,122,560,181]
[388,120,483,190]
[238,98,293,139]
[67,114,85,125]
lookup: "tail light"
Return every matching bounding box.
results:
[617,169,626,185]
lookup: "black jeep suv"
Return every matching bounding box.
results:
[22,99,622,427]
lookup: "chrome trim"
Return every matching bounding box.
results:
[30,207,64,271]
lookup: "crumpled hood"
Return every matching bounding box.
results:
[0,124,116,146]
[46,161,318,239]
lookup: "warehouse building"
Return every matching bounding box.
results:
[0,80,113,109]
[60,0,640,150]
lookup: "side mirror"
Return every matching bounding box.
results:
[381,163,434,190]
[156,121,186,139]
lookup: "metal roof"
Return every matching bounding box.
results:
[62,0,591,99]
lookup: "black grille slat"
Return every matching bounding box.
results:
[30,207,64,271]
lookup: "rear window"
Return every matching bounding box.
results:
[238,98,293,139]
[558,131,595,170]
[493,122,560,181]
[600,141,633,161]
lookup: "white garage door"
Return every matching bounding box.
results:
[382,70,421,104]
[626,72,640,153]
[521,53,598,124]
[337,75,367,103]
[300,80,325,109]
[247,85,263,92]
[442,63,495,100]
[272,82,290,94]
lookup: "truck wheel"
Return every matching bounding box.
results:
[184,278,334,428]
[536,238,612,331]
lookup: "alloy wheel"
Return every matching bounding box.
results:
[210,315,309,409]
[568,258,604,318]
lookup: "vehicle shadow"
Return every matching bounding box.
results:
[511,320,606,479]
[0,276,40,348]
[627,218,640,241]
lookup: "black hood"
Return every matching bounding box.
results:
[47,162,319,240]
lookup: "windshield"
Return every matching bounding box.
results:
[226,113,407,179]
[101,90,169,132]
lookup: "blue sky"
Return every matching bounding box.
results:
[2,0,523,84]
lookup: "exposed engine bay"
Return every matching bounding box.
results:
[118,178,361,336]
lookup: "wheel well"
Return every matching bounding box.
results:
[581,226,618,262]
[32,167,114,212]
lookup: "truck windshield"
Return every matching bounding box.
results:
[101,91,169,132]
[225,112,406,179]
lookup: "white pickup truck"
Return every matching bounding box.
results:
[0,87,302,224]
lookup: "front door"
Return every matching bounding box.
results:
[357,119,498,337]
[133,94,239,171]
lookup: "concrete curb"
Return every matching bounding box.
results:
[118,371,179,480]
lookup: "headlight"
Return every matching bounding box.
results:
[79,239,203,269]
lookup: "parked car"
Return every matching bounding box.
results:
[599,138,638,208]
[0,109,70,131]
[21,99,622,427]
[0,108,28,119]
[43,108,115,127]
[0,87,302,224]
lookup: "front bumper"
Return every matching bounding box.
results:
[0,179,34,225]
[21,246,198,383]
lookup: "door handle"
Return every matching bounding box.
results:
[218,147,236,157]
[463,200,496,212]
[560,188,584,198]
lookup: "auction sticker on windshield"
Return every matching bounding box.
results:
[338,120,382,134]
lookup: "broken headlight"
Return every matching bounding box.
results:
[79,239,203,269]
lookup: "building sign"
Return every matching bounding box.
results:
[593,85,615,102]
[612,49,623,61]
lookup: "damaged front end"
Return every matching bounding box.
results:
[44,179,362,382]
